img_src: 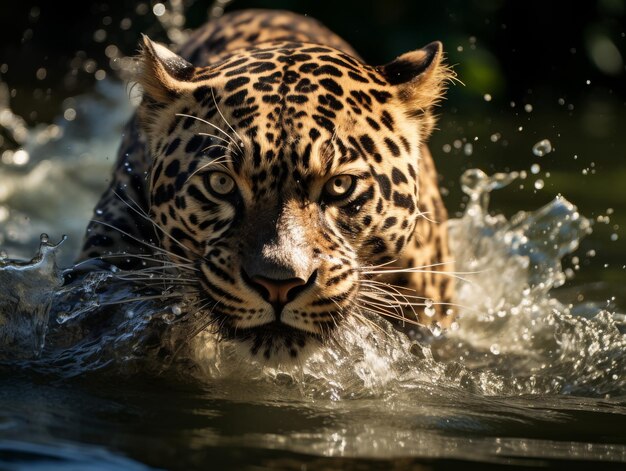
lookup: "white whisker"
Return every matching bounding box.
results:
[196,132,233,147]
[89,219,193,264]
[98,292,190,306]
[175,112,243,155]
[359,280,418,321]
[210,87,244,149]
[185,155,232,183]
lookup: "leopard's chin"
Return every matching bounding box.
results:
[221,321,327,361]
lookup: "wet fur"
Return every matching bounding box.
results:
[79,9,456,360]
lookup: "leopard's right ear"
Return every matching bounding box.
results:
[137,35,196,103]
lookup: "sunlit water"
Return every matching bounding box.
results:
[0,76,625,469]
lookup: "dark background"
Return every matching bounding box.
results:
[1,0,625,119]
[1,0,625,287]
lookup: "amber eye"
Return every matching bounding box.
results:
[206,171,236,196]
[323,175,356,200]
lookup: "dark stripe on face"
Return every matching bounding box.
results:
[205,259,236,284]
[200,276,244,303]
[310,284,357,306]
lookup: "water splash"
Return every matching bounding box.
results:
[0,69,623,396]
[0,234,64,361]
[0,166,626,399]
[0,165,622,400]
[440,170,625,397]
[532,138,553,156]
[187,169,624,400]
[0,79,133,265]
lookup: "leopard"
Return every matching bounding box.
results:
[79,9,457,360]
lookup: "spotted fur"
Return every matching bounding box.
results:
[80,9,456,360]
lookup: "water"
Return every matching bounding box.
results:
[532,139,553,157]
[0,79,133,266]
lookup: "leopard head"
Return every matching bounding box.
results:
[135,36,452,360]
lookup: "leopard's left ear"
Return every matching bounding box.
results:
[378,42,453,112]
[137,35,196,103]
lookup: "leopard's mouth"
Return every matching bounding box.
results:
[220,320,324,359]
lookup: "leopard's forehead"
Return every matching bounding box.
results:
[155,43,416,193]
[192,42,386,95]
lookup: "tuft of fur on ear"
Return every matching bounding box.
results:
[378,42,455,118]
[137,35,196,103]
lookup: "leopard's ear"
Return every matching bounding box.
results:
[378,42,453,113]
[137,35,196,103]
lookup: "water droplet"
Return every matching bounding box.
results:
[424,306,436,317]
[93,29,107,43]
[532,139,552,157]
[530,163,540,174]
[483,93,492,102]
[534,179,544,190]
[490,344,500,355]
[429,323,442,337]
[12,149,29,166]
[161,313,176,324]
[64,108,76,121]
[153,3,166,16]
[524,104,533,113]
[463,143,473,156]
[611,233,619,241]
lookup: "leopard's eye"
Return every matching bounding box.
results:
[206,171,236,196]
[323,175,356,200]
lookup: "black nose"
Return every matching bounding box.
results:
[242,270,317,312]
